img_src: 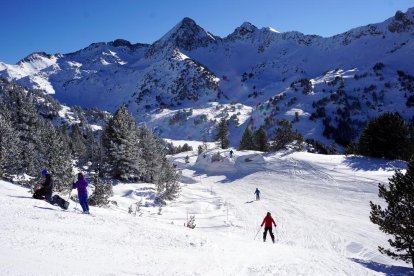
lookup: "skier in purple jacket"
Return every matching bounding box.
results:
[73,173,89,214]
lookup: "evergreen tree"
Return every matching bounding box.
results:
[70,124,87,160]
[57,125,71,150]
[102,106,142,181]
[85,127,100,164]
[137,125,163,182]
[40,121,73,191]
[214,118,229,149]
[197,145,203,155]
[358,113,409,160]
[5,88,40,174]
[181,143,192,152]
[89,171,113,206]
[370,158,414,267]
[239,126,254,150]
[272,119,298,151]
[0,113,21,177]
[155,157,180,200]
[253,127,269,152]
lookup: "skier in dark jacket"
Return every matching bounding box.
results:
[73,173,89,214]
[33,170,54,202]
[261,212,277,243]
[254,188,260,200]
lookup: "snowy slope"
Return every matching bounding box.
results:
[1,149,413,275]
[1,8,414,145]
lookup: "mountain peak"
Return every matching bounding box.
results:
[225,22,259,41]
[179,17,198,28]
[17,52,53,65]
[109,39,133,47]
[240,22,257,32]
[387,8,414,33]
[145,17,218,57]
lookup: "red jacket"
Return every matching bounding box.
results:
[261,215,276,228]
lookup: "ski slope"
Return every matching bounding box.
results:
[0,150,413,275]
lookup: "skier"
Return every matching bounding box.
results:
[33,170,54,202]
[229,150,234,158]
[261,212,277,243]
[33,170,69,209]
[73,172,89,214]
[254,188,260,200]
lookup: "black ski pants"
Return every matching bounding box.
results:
[263,227,275,242]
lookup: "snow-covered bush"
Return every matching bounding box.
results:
[211,152,222,162]
[169,109,193,125]
[187,215,196,229]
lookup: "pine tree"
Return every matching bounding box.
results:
[85,127,100,164]
[253,127,269,152]
[0,113,21,177]
[137,125,163,182]
[5,88,40,175]
[89,172,113,206]
[370,158,414,267]
[239,126,254,150]
[358,113,409,160]
[57,125,71,150]
[214,118,229,149]
[272,119,302,151]
[197,145,203,155]
[155,157,180,200]
[70,124,87,160]
[40,121,73,192]
[102,106,142,181]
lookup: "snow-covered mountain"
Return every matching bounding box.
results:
[1,8,414,145]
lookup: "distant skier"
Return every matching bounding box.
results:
[254,188,260,200]
[261,212,277,243]
[73,173,89,214]
[229,150,234,158]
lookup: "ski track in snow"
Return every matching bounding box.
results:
[1,150,413,275]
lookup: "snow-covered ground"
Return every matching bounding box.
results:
[1,149,413,275]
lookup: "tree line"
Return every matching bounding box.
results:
[0,80,180,203]
[214,112,414,162]
[214,117,303,152]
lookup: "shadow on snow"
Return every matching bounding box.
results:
[351,258,413,275]
[342,156,406,172]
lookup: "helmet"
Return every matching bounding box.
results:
[267,212,271,216]
[41,170,48,176]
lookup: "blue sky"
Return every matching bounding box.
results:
[0,0,412,64]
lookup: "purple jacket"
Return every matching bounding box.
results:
[73,177,88,196]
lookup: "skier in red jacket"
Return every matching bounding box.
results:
[261,212,277,243]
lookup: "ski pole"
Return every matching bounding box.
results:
[254,225,262,240]
[275,226,279,242]
[71,175,79,211]
[67,188,72,201]
[68,175,75,201]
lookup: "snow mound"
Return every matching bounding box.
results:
[194,149,236,173]
[194,150,266,173]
